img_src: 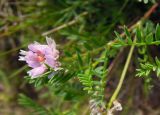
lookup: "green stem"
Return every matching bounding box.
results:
[107,38,136,109]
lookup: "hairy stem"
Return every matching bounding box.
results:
[107,38,136,109]
[105,4,158,110]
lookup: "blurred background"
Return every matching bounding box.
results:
[0,0,160,115]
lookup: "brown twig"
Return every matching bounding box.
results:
[42,12,88,36]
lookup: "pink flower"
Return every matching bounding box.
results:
[19,37,60,78]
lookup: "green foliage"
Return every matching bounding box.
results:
[78,50,108,110]
[155,24,160,40]
[18,94,51,115]
[113,24,160,48]
[135,23,160,78]
[25,69,75,88]
[78,69,93,93]
[18,21,160,114]
[2,0,160,114]
[136,57,160,77]
[19,21,160,114]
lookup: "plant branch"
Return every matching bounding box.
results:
[105,3,158,110]
[107,38,136,109]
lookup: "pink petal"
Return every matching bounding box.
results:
[25,51,37,60]
[45,48,59,60]
[27,65,47,78]
[28,44,48,54]
[27,60,41,68]
[46,37,56,49]
[25,51,41,68]
[45,56,60,69]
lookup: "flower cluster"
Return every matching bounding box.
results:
[19,37,60,78]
